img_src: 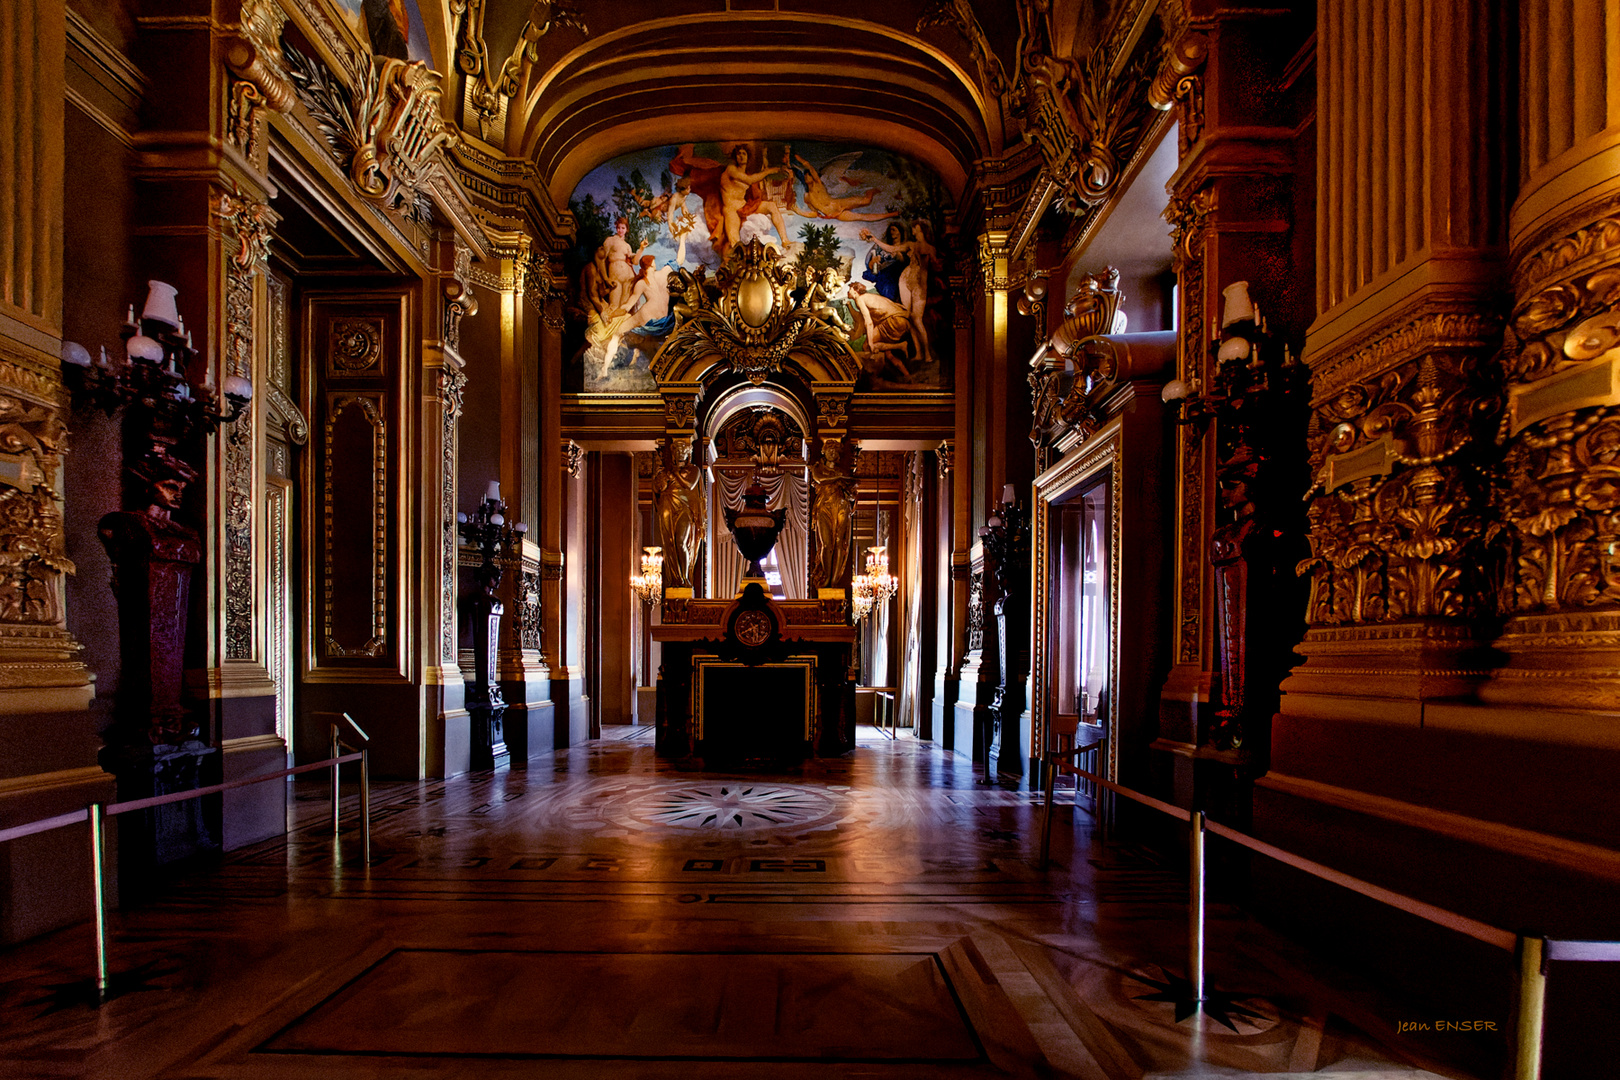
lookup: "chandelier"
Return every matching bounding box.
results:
[852,459,901,622]
[630,546,664,604]
[851,571,875,622]
[864,544,899,605]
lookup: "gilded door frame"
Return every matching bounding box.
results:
[1031,416,1124,785]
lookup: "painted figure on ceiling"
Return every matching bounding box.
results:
[860,222,940,363]
[670,144,790,262]
[862,222,908,303]
[789,153,893,222]
[607,256,679,360]
[847,281,919,380]
[593,216,650,314]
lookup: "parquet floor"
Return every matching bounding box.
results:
[0,727,1485,1079]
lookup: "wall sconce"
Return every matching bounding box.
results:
[631,546,664,605]
[61,280,252,440]
[457,481,528,586]
[1160,280,1297,425]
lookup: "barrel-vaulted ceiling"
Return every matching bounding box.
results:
[439,0,1135,210]
[518,14,993,206]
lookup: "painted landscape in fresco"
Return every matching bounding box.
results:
[564,141,953,394]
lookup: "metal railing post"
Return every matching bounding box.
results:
[359,744,371,866]
[88,802,109,1002]
[1038,755,1056,870]
[1513,935,1547,1080]
[1189,809,1206,1006]
[329,724,342,859]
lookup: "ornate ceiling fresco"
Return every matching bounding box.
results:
[564,140,952,394]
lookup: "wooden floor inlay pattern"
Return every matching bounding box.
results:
[0,728,1474,1079]
[260,949,981,1062]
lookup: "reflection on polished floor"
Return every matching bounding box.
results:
[0,728,1484,1079]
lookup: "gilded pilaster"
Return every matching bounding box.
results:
[0,0,92,713]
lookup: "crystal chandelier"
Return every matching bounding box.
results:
[850,570,875,622]
[630,546,664,604]
[864,544,898,605]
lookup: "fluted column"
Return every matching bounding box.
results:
[1287,0,1511,714]
[0,0,92,713]
[1481,0,1620,706]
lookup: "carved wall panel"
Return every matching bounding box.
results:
[266,478,291,743]
[308,298,403,674]
[323,394,387,658]
[1165,189,1212,666]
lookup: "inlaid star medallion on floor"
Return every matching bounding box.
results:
[640,784,833,829]
[1129,966,1272,1030]
[21,958,176,1015]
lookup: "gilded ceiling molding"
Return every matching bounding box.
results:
[223,0,295,165]
[450,0,587,141]
[917,1,1010,98]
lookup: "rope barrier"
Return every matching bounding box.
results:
[106,754,362,817]
[1036,753,1615,1080]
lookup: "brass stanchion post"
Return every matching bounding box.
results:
[359,744,371,866]
[329,724,341,859]
[1189,809,1206,1006]
[1038,756,1056,870]
[1513,935,1547,1080]
[88,802,109,1003]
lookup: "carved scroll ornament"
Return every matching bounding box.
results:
[451,0,588,138]
[1300,349,1500,626]
[1497,267,1620,612]
[652,241,859,388]
[224,0,296,161]
[284,42,458,219]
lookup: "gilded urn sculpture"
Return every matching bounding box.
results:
[724,480,786,581]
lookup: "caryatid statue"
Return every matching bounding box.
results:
[809,437,857,590]
[653,437,705,589]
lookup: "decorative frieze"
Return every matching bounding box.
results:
[1495,266,1620,614]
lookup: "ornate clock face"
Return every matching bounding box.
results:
[734,609,773,648]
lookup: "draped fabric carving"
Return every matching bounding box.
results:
[710,468,807,599]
